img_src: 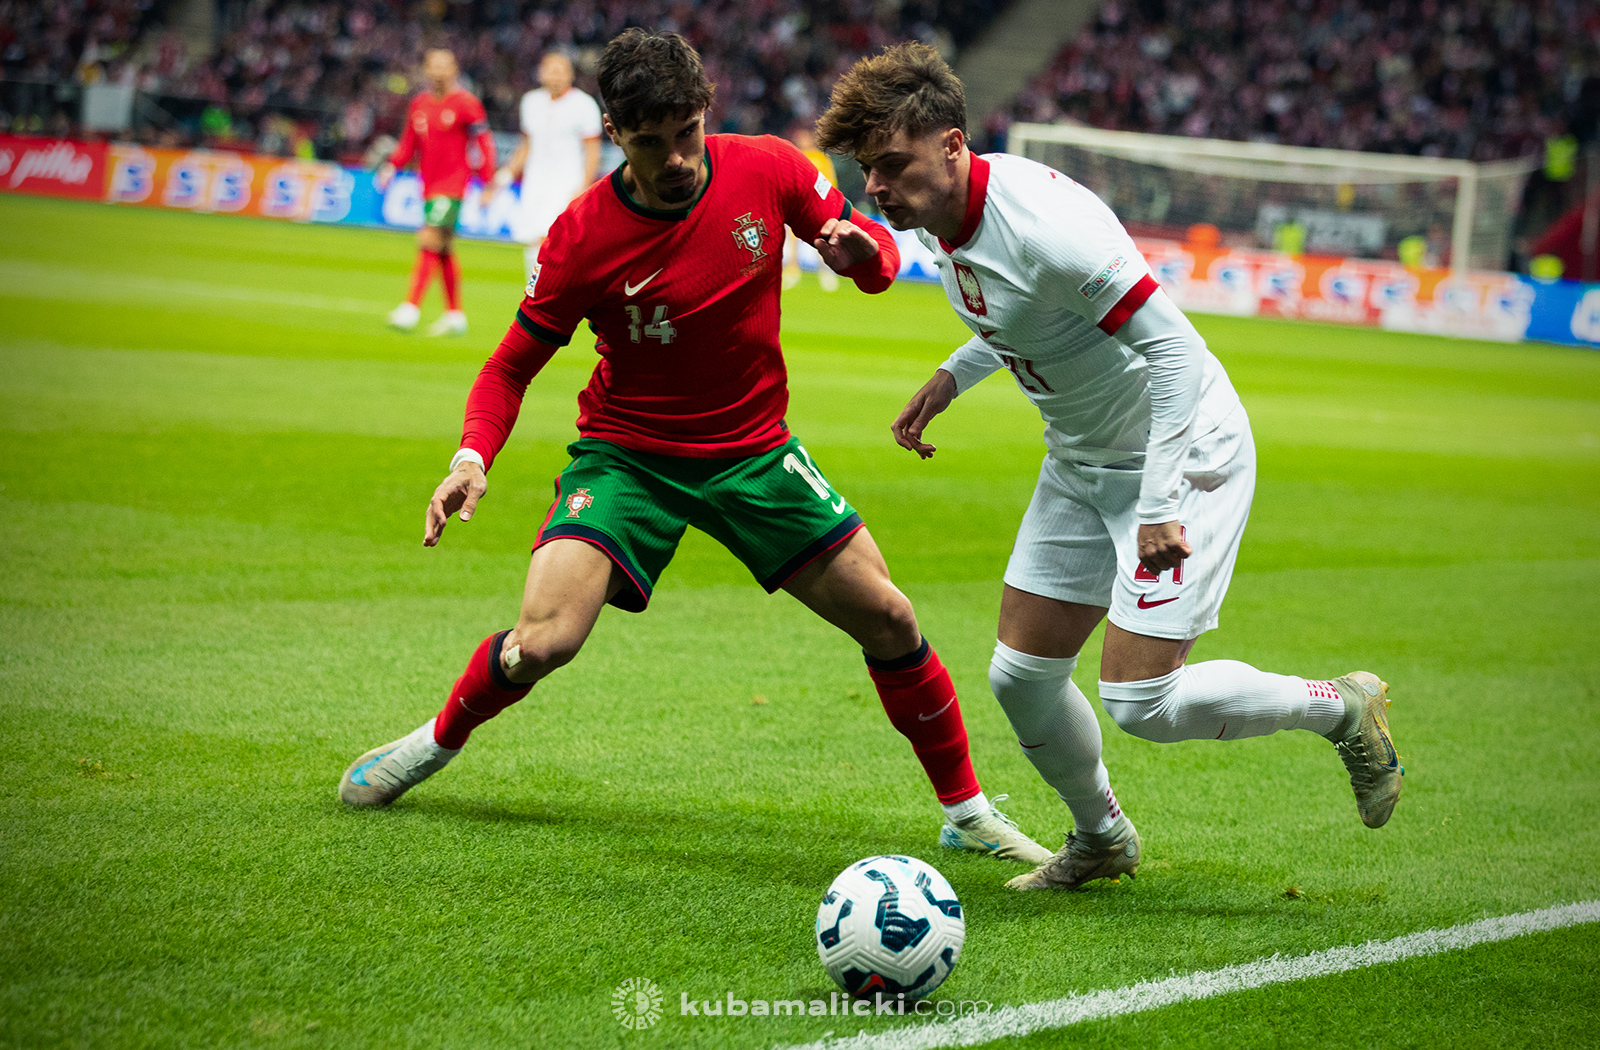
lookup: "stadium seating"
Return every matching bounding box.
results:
[999,0,1600,161]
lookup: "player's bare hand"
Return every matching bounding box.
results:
[814,218,878,273]
[892,369,957,459]
[1137,520,1191,574]
[424,463,487,547]
[375,162,396,192]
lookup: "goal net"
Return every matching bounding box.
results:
[1006,122,1538,274]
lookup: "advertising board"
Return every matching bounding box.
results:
[103,144,355,222]
[0,134,1595,350]
[1136,238,1534,343]
[0,135,106,200]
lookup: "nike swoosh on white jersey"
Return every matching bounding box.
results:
[623,268,663,296]
[918,696,955,721]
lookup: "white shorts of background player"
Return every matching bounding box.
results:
[513,179,583,274]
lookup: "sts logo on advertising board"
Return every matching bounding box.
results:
[104,144,352,222]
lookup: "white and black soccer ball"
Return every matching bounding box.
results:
[815,855,964,1000]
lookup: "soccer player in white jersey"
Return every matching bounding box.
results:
[816,44,1404,891]
[496,52,603,278]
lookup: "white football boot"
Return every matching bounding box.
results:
[387,301,420,331]
[427,309,468,337]
[938,794,1054,864]
[339,718,459,806]
[1006,815,1141,891]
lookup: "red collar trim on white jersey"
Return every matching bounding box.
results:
[938,153,990,254]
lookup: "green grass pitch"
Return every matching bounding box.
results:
[2,193,1598,1048]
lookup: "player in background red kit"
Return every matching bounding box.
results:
[339,29,1052,867]
[378,48,497,337]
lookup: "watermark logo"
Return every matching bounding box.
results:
[679,990,993,1019]
[611,977,663,1030]
[610,981,993,1028]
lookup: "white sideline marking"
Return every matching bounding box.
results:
[780,900,1600,1050]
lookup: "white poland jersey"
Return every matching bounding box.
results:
[921,152,1244,520]
[518,86,603,190]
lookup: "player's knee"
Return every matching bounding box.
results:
[502,624,584,683]
[1098,670,1186,743]
[866,589,920,654]
[988,644,1076,718]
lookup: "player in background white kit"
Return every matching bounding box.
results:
[495,52,602,279]
[816,44,1404,891]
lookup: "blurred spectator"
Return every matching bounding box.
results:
[1002,0,1600,162]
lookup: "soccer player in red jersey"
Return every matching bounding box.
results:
[378,48,497,337]
[339,29,1052,866]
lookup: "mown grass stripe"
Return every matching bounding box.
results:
[783,900,1600,1050]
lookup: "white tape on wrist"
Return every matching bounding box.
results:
[450,448,486,473]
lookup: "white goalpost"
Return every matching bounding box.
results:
[1006,122,1539,274]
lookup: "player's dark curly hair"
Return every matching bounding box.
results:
[815,42,967,156]
[597,29,716,131]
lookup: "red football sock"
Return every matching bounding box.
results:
[433,631,533,749]
[867,638,982,804]
[406,248,441,306]
[439,249,461,310]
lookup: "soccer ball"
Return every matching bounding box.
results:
[815,855,964,1000]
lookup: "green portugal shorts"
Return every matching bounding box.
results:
[423,195,463,228]
[534,436,866,612]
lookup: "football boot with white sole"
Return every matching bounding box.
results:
[427,309,468,337]
[1328,671,1403,828]
[387,301,420,331]
[1005,815,1141,891]
[938,794,1054,864]
[339,718,459,807]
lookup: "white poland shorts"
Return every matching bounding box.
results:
[1003,405,1256,641]
[513,178,581,245]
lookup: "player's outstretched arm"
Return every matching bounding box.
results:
[428,315,561,547]
[424,461,488,546]
[892,369,957,459]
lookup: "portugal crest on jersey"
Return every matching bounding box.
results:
[732,212,770,261]
[952,261,988,316]
[564,488,594,517]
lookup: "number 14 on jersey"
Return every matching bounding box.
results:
[625,305,676,344]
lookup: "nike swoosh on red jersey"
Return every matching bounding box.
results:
[918,697,956,721]
[623,268,663,296]
[1136,594,1181,609]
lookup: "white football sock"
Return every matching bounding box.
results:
[1097,660,1346,743]
[942,791,990,824]
[990,642,1121,836]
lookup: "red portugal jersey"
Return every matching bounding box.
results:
[389,88,495,199]
[459,134,900,466]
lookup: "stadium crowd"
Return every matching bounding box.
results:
[999,0,1600,161]
[0,0,1003,159]
[0,0,167,84]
